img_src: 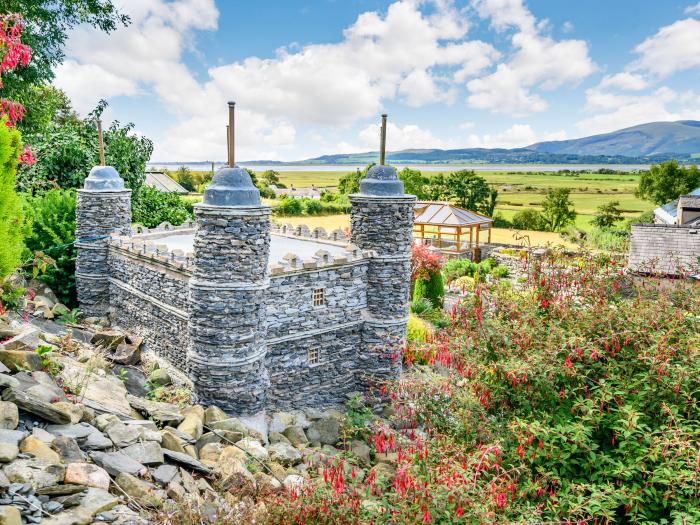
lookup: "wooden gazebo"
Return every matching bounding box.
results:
[413,201,493,259]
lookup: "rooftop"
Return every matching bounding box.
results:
[414,201,493,227]
[654,187,700,225]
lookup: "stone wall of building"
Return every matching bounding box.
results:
[629,224,700,275]
[106,234,192,368]
[188,204,272,416]
[350,194,415,389]
[266,324,362,409]
[266,261,367,339]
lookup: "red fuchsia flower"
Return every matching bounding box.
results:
[564,356,572,368]
[495,491,508,509]
[517,444,525,459]
[19,146,35,167]
[421,509,432,523]
[455,503,464,517]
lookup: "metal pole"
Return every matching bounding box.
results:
[97,119,105,166]
[380,114,387,165]
[228,101,236,167]
[226,125,231,167]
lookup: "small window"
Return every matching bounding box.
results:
[312,288,324,307]
[308,348,320,365]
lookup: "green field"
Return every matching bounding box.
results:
[188,168,654,237]
[256,169,652,231]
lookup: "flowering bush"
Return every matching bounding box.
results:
[411,243,443,282]
[261,254,700,524]
[0,14,31,128]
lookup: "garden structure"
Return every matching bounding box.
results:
[413,201,493,260]
[74,107,415,419]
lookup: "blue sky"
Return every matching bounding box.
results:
[54,0,700,161]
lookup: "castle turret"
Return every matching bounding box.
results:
[350,115,415,389]
[75,121,131,317]
[187,102,271,416]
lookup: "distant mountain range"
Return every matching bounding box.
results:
[528,120,700,157]
[153,120,700,166]
[244,120,700,165]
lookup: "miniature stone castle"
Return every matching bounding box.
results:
[75,111,415,418]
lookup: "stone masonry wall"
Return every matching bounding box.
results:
[107,247,190,367]
[351,195,415,388]
[266,262,367,339]
[629,224,700,275]
[76,190,131,316]
[188,205,271,416]
[266,325,362,410]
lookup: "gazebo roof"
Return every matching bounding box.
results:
[414,201,493,227]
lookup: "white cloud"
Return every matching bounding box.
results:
[577,87,700,135]
[58,0,508,160]
[463,124,566,149]
[598,72,648,91]
[632,18,700,77]
[357,122,460,151]
[685,2,700,15]
[562,21,574,33]
[466,0,596,116]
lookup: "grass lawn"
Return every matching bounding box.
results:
[274,214,578,249]
[181,167,652,245]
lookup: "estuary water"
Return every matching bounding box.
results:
[147,163,650,173]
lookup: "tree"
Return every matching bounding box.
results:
[18,100,153,192]
[636,161,700,205]
[339,164,374,194]
[262,169,285,188]
[174,167,196,192]
[512,209,545,231]
[0,1,128,106]
[592,200,623,229]
[398,167,429,199]
[15,85,75,136]
[541,188,577,232]
[437,170,496,215]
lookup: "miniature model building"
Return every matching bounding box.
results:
[75,108,415,417]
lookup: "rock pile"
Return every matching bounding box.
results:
[0,307,402,525]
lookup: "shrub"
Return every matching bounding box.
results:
[410,297,433,315]
[263,256,700,523]
[273,196,303,216]
[23,189,77,306]
[302,199,324,215]
[491,264,509,279]
[0,122,23,278]
[411,243,444,283]
[131,186,194,228]
[443,259,476,283]
[586,227,630,252]
[511,209,546,231]
[413,271,444,309]
[407,314,431,343]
